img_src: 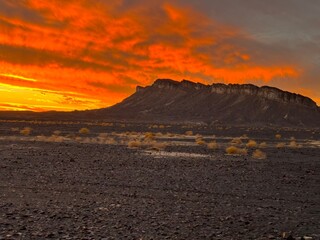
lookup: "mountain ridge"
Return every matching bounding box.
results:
[0,79,319,127]
[99,79,319,126]
[137,79,318,109]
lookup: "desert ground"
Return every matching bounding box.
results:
[0,120,319,239]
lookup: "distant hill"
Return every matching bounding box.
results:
[92,79,320,126]
[0,79,319,127]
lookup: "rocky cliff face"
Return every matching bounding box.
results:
[97,78,320,126]
[149,79,317,109]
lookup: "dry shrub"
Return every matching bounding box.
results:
[149,141,167,151]
[11,127,19,132]
[105,137,117,145]
[185,130,193,136]
[53,130,61,136]
[20,127,32,136]
[230,137,242,146]
[226,146,247,155]
[144,132,155,141]
[275,134,282,139]
[246,140,257,148]
[241,134,248,139]
[195,136,206,145]
[159,125,165,129]
[288,140,299,148]
[207,141,218,150]
[166,132,175,137]
[252,149,267,159]
[259,142,267,148]
[98,133,109,139]
[79,128,90,134]
[128,140,141,148]
[276,142,286,148]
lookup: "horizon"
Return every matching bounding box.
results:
[1,0,319,111]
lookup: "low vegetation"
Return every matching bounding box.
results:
[246,140,257,148]
[20,127,32,136]
[79,128,90,134]
[207,141,218,150]
[252,149,267,159]
[226,146,247,155]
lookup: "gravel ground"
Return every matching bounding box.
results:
[0,123,319,239]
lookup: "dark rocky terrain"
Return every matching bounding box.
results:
[95,79,320,126]
[0,120,319,239]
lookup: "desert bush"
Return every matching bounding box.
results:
[128,140,141,148]
[79,128,90,134]
[276,142,286,148]
[20,127,32,136]
[252,149,267,159]
[288,140,299,148]
[98,133,109,139]
[144,132,155,141]
[105,137,117,145]
[207,141,218,150]
[185,130,193,136]
[275,134,282,139]
[226,146,247,155]
[246,140,257,148]
[149,141,167,151]
[259,142,267,148]
[11,127,19,132]
[196,138,206,145]
[230,137,242,146]
[52,130,61,136]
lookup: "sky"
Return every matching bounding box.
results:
[0,0,319,111]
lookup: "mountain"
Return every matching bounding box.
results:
[92,79,320,126]
[0,79,319,127]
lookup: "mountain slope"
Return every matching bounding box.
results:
[94,79,320,126]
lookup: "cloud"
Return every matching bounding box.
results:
[0,0,318,110]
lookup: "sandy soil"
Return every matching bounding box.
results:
[0,121,319,239]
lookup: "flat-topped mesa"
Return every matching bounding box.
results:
[149,79,317,108]
[152,79,207,90]
[211,83,316,108]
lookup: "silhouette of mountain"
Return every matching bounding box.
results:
[0,79,319,126]
[92,79,320,126]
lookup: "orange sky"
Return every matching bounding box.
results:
[0,0,319,111]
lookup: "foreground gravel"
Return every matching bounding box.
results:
[0,139,319,239]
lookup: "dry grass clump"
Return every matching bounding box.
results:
[252,149,267,159]
[226,146,247,155]
[207,141,218,150]
[275,134,282,139]
[259,142,267,148]
[195,136,206,145]
[149,141,167,151]
[288,140,299,148]
[230,137,242,146]
[144,132,155,141]
[246,140,257,148]
[128,140,141,148]
[20,127,32,136]
[185,130,193,136]
[53,130,61,136]
[79,128,90,134]
[276,142,286,148]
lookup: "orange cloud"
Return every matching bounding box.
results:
[0,0,317,111]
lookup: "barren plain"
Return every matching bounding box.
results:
[0,120,319,239]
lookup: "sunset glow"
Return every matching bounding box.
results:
[0,0,319,111]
